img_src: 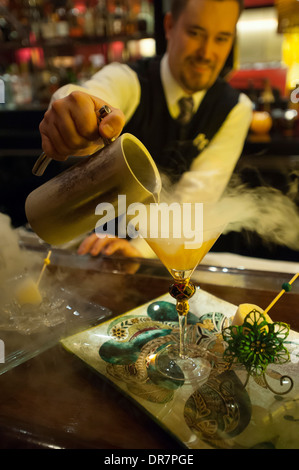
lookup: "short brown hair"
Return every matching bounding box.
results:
[170,0,244,21]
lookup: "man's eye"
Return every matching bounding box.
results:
[187,29,199,37]
[216,36,230,43]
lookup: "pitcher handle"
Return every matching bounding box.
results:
[32,105,114,176]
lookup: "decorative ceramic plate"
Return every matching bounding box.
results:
[61,289,299,449]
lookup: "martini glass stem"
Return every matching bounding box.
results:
[178,312,187,358]
[169,278,196,360]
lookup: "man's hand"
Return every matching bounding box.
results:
[77,233,142,258]
[39,91,125,161]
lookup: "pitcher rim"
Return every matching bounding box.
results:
[120,133,162,196]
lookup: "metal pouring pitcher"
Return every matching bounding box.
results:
[25,133,161,245]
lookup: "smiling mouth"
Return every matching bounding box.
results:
[191,62,212,72]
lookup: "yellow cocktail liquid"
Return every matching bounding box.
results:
[146,237,218,280]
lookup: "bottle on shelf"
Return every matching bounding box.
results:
[137,0,154,34]
[84,0,95,37]
[0,15,11,42]
[113,1,126,36]
[259,78,275,113]
[28,0,42,42]
[55,0,70,38]
[94,0,107,38]
[106,0,126,37]
[125,0,141,34]
[89,53,105,75]
[0,65,14,109]
[40,1,56,40]
[9,62,33,106]
[246,79,258,110]
[67,0,85,38]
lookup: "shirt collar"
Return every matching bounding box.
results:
[160,53,206,119]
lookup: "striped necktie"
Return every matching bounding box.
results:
[177,96,194,125]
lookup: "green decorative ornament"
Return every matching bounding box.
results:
[222,309,293,395]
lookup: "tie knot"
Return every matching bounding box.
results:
[177,96,194,125]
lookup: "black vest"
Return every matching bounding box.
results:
[124,57,241,182]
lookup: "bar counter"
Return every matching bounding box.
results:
[0,236,298,450]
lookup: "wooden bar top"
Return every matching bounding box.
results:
[0,244,298,449]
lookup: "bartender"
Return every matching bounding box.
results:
[39,0,252,257]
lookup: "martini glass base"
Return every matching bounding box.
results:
[153,343,211,386]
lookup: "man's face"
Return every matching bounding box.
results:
[165,0,239,94]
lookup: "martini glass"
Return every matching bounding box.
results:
[135,202,227,385]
